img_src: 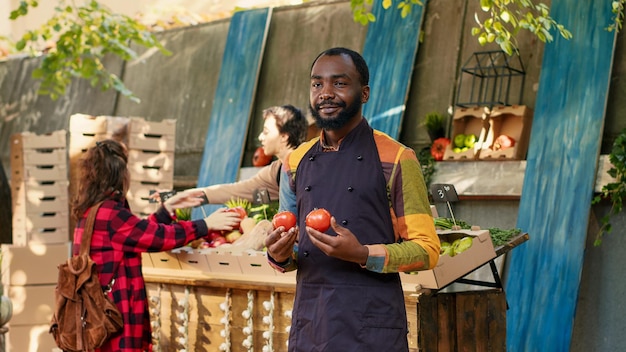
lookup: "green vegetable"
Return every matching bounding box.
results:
[249,203,278,222]
[440,241,453,256]
[434,217,472,230]
[453,236,473,255]
[175,207,191,221]
[488,227,522,246]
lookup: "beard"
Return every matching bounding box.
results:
[310,96,362,131]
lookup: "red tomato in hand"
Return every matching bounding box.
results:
[305,208,331,232]
[272,211,297,230]
[252,146,272,167]
[226,206,247,220]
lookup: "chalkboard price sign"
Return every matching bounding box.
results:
[430,183,459,203]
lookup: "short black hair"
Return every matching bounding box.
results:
[311,47,369,86]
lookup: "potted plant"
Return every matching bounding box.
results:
[422,111,447,142]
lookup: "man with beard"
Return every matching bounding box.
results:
[264,47,440,351]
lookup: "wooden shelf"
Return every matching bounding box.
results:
[431,155,611,198]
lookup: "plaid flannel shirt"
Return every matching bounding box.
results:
[72,199,208,351]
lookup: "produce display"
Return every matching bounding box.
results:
[440,237,473,257]
[187,198,277,251]
[434,217,522,247]
[452,133,477,153]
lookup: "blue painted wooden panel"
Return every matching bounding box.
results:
[193,8,271,219]
[505,1,616,351]
[362,2,426,139]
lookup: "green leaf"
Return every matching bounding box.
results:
[480,0,493,12]
[500,10,511,23]
[15,39,26,51]
[478,34,487,46]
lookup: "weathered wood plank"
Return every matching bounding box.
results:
[505,0,617,350]
[361,1,427,139]
[192,8,271,219]
[115,21,230,178]
[419,290,506,351]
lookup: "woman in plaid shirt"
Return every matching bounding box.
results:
[71,139,241,351]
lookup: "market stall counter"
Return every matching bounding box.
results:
[142,232,528,351]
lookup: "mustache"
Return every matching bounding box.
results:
[315,100,346,109]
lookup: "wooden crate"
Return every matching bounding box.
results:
[128,149,174,184]
[480,105,534,160]
[443,107,489,161]
[146,283,295,352]
[127,180,173,217]
[9,131,70,246]
[418,289,506,352]
[7,324,58,352]
[127,117,176,152]
[69,113,129,136]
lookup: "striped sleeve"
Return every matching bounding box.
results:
[363,131,440,273]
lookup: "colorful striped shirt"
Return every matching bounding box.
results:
[274,120,440,273]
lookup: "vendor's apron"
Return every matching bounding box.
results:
[289,121,409,352]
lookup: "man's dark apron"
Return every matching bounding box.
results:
[289,120,409,352]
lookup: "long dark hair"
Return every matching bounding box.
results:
[71,139,130,221]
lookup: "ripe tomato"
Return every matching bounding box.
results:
[431,137,450,161]
[272,211,297,230]
[305,208,331,232]
[252,146,272,167]
[226,206,247,220]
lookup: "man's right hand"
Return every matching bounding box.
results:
[264,226,298,263]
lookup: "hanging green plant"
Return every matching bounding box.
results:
[592,128,626,246]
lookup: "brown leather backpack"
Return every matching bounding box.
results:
[49,202,124,351]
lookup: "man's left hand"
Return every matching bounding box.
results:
[306,216,368,265]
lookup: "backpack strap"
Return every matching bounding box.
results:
[78,201,119,292]
[79,201,103,256]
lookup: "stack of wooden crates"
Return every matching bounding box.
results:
[126,117,176,217]
[3,115,176,351]
[5,130,73,351]
[67,114,176,218]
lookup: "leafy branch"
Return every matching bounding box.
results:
[351,0,423,25]
[349,0,625,56]
[472,0,572,55]
[608,0,626,32]
[10,0,171,103]
[592,129,626,246]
